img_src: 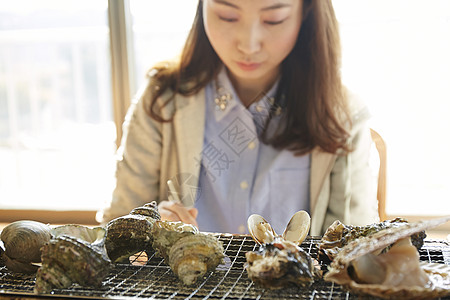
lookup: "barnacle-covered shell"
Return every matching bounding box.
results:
[324,216,450,300]
[34,225,111,294]
[169,234,224,285]
[151,220,199,261]
[0,220,51,274]
[105,201,160,263]
[245,240,319,289]
[129,201,161,220]
[105,214,156,263]
[319,218,427,260]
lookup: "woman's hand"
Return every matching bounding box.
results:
[158,200,198,227]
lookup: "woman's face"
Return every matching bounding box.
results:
[203,0,303,90]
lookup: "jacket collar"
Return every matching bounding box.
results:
[172,88,206,199]
[310,147,337,214]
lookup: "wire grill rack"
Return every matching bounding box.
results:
[0,235,449,299]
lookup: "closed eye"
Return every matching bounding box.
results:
[264,19,286,25]
[219,16,237,22]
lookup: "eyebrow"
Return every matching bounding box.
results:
[213,0,240,9]
[261,3,292,11]
[212,0,291,11]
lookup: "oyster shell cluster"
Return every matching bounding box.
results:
[323,216,450,300]
[245,211,321,289]
[319,218,426,260]
[34,224,111,294]
[105,201,225,285]
[0,221,112,294]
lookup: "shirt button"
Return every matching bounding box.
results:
[255,105,263,112]
[248,141,256,150]
[240,181,248,190]
[238,225,246,234]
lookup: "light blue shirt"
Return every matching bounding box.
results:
[195,68,310,234]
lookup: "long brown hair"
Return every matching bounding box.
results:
[146,0,351,155]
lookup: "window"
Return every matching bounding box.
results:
[333,0,450,217]
[0,1,115,211]
[129,0,197,89]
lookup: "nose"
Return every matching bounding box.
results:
[237,22,261,55]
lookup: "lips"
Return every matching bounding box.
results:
[236,61,261,71]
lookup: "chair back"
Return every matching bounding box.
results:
[370,128,387,221]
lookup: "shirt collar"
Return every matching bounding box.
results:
[212,66,280,122]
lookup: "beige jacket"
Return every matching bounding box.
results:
[99,82,379,235]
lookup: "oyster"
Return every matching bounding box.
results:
[169,234,224,285]
[0,220,51,274]
[151,220,199,261]
[151,220,224,285]
[324,216,450,300]
[319,218,427,260]
[34,225,111,294]
[245,211,320,289]
[105,201,161,263]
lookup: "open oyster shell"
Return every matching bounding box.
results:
[245,211,319,289]
[319,218,426,261]
[324,216,450,300]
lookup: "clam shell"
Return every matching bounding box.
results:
[282,210,310,245]
[0,220,51,274]
[324,216,450,300]
[247,214,277,245]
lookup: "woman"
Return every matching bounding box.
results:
[98,0,379,235]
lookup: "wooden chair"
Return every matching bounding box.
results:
[370,128,387,221]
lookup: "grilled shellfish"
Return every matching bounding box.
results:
[105,201,161,263]
[151,220,224,285]
[245,211,321,289]
[0,220,52,274]
[34,225,111,294]
[105,201,224,285]
[319,218,427,261]
[324,216,450,300]
[169,234,225,285]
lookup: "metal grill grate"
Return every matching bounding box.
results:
[0,236,449,299]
